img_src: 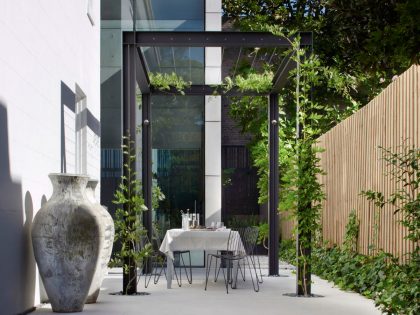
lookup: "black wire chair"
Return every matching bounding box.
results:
[136,230,167,288]
[173,249,192,286]
[237,227,262,284]
[142,227,192,287]
[205,229,259,293]
[214,227,262,284]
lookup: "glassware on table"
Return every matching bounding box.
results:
[181,214,190,230]
[191,214,195,228]
[191,213,200,228]
[216,221,224,229]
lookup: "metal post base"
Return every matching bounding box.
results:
[283,293,323,298]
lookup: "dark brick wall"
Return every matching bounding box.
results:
[221,97,260,221]
[222,96,253,146]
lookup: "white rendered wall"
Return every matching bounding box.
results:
[0,1,100,314]
[204,0,222,225]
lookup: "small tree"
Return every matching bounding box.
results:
[362,144,420,255]
[111,135,151,295]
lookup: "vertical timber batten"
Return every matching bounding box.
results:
[268,93,280,276]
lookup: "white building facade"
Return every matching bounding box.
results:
[0,1,101,313]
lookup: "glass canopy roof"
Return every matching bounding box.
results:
[140,45,286,86]
[141,46,205,84]
[103,0,291,86]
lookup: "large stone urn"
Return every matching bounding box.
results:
[31,174,102,312]
[85,179,115,303]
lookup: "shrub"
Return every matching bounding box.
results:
[280,240,420,315]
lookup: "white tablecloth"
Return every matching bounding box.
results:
[159,228,232,260]
[159,228,240,288]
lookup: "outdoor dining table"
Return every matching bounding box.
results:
[159,228,242,289]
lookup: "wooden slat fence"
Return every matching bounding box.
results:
[280,65,419,261]
[279,211,294,241]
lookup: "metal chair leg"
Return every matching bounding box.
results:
[181,251,192,284]
[143,258,151,288]
[216,258,228,293]
[153,258,166,284]
[237,259,246,281]
[145,271,152,288]
[232,260,241,289]
[178,252,192,285]
[254,254,263,283]
[246,255,259,292]
[205,255,213,290]
[215,257,224,282]
[143,256,167,287]
[226,259,231,294]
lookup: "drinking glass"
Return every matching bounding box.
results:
[182,214,190,230]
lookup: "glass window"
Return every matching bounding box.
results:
[135,0,204,31]
[101,0,204,31]
[151,95,204,265]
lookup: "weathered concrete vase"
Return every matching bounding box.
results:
[31,174,101,313]
[85,180,115,304]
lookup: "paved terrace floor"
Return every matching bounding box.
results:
[33,258,381,315]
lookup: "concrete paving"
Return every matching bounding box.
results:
[33,258,381,315]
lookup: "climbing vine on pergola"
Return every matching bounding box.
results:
[122,29,314,295]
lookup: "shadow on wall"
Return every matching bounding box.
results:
[60,81,76,173]
[60,81,101,174]
[0,102,36,314]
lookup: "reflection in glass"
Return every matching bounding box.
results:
[135,0,204,31]
[142,47,205,84]
[101,0,204,31]
[151,95,204,233]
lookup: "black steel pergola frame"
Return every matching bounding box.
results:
[122,31,312,278]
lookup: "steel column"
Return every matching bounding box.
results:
[296,134,312,296]
[122,42,137,294]
[142,93,153,246]
[268,93,279,276]
[296,225,311,295]
[296,36,313,296]
[295,132,312,295]
[123,44,137,140]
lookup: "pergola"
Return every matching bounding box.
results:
[122,30,313,277]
